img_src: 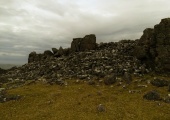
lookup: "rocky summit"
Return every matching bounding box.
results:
[0,18,170,85]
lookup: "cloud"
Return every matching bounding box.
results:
[0,0,170,64]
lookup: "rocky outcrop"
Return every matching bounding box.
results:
[154,18,170,72]
[1,40,146,85]
[1,18,170,86]
[134,18,170,73]
[71,34,96,52]
[28,52,45,63]
[28,34,96,63]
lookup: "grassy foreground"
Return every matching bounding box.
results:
[0,77,170,120]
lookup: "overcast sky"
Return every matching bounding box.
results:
[0,0,170,64]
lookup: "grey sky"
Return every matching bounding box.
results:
[0,0,170,64]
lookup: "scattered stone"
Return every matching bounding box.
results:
[88,80,95,85]
[0,88,6,95]
[129,90,141,94]
[143,90,162,101]
[137,85,148,88]
[5,94,21,102]
[123,72,132,84]
[151,78,169,87]
[104,74,117,85]
[164,96,170,103]
[97,104,105,112]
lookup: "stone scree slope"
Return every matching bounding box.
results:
[0,18,170,84]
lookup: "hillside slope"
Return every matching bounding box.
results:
[0,75,170,120]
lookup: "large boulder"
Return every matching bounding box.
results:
[28,51,45,63]
[44,50,53,56]
[143,90,162,101]
[80,34,96,51]
[71,38,82,52]
[71,34,96,52]
[54,46,64,57]
[28,51,37,63]
[104,74,117,85]
[52,48,58,54]
[151,78,169,87]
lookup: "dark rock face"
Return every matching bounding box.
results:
[71,38,82,52]
[28,51,37,63]
[143,90,162,101]
[0,68,6,75]
[134,18,170,73]
[71,34,96,52]
[80,34,96,51]
[54,46,64,57]
[28,52,44,63]
[44,50,53,56]
[154,18,170,72]
[151,78,169,87]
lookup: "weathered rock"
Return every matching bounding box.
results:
[88,80,96,85]
[44,50,53,56]
[143,90,162,101]
[71,38,82,52]
[123,72,132,84]
[134,18,170,73]
[104,74,117,85]
[52,48,58,54]
[80,34,96,51]
[0,88,6,95]
[151,78,169,87]
[164,96,170,103]
[71,34,96,52]
[54,46,64,57]
[97,104,105,112]
[28,51,37,63]
[5,94,21,102]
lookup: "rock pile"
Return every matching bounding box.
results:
[0,39,147,85]
[0,18,170,85]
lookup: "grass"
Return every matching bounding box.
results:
[0,76,170,120]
